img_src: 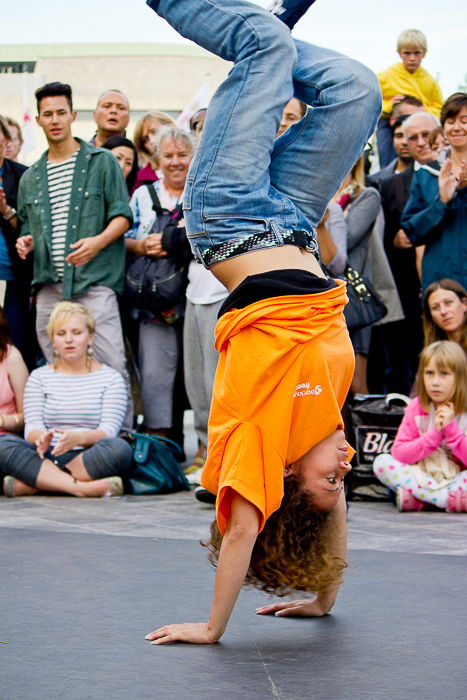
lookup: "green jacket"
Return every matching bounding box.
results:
[17,138,133,298]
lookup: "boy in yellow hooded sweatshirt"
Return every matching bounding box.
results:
[377,28,443,166]
[144,0,381,646]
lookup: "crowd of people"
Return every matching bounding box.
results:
[0,21,467,500]
[0,0,466,645]
[0,21,466,503]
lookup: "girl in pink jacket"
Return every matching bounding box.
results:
[373,341,467,512]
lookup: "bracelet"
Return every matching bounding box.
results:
[0,415,20,429]
[4,207,17,222]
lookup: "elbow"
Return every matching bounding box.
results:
[225,521,258,546]
[224,494,261,543]
[97,426,114,440]
[391,446,404,462]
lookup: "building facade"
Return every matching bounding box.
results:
[0,42,231,163]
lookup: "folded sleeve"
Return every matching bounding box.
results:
[202,422,284,536]
[103,153,133,225]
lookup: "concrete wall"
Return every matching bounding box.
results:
[0,49,230,163]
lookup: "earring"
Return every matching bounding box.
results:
[53,348,59,363]
[86,346,94,368]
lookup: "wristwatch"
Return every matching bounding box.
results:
[4,207,17,221]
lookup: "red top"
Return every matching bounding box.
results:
[131,163,159,195]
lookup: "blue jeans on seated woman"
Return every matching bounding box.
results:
[147,0,381,267]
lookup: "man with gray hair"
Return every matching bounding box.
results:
[401,92,467,293]
[403,111,440,164]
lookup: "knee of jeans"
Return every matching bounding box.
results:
[243,12,296,67]
[265,19,296,65]
[344,58,382,112]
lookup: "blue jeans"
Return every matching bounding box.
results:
[147,0,381,267]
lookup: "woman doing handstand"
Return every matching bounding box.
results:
[144,0,382,645]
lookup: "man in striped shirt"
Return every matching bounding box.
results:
[16,82,134,427]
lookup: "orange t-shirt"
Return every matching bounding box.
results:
[200,281,355,534]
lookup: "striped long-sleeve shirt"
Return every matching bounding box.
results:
[24,364,127,446]
[47,151,78,278]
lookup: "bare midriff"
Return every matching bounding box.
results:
[210,245,326,292]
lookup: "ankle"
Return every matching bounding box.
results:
[446,490,467,513]
[14,481,38,496]
[194,442,206,460]
[73,478,108,498]
[269,1,317,30]
[396,487,425,512]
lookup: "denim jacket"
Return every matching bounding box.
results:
[17,138,133,298]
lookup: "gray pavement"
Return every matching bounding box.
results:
[1,414,466,700]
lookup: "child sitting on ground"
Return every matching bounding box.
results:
[373,341,467,512]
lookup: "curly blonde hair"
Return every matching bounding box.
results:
[204,477,346,596]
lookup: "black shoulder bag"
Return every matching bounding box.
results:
[343,266,387,332]
[125,185,186,316]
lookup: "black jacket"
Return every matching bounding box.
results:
[0,158,32,287]
[379,164,419,318]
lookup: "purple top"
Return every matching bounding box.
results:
[131,163,159,195]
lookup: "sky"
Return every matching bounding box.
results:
[3,0,467,97]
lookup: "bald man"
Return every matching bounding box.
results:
[92,90,130,147]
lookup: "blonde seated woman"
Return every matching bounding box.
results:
[0,302,132,498]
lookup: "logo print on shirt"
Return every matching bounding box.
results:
[293,382,322,398]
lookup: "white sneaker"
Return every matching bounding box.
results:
[186,466,204,485]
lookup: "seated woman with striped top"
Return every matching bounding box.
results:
[0,301,132,498]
